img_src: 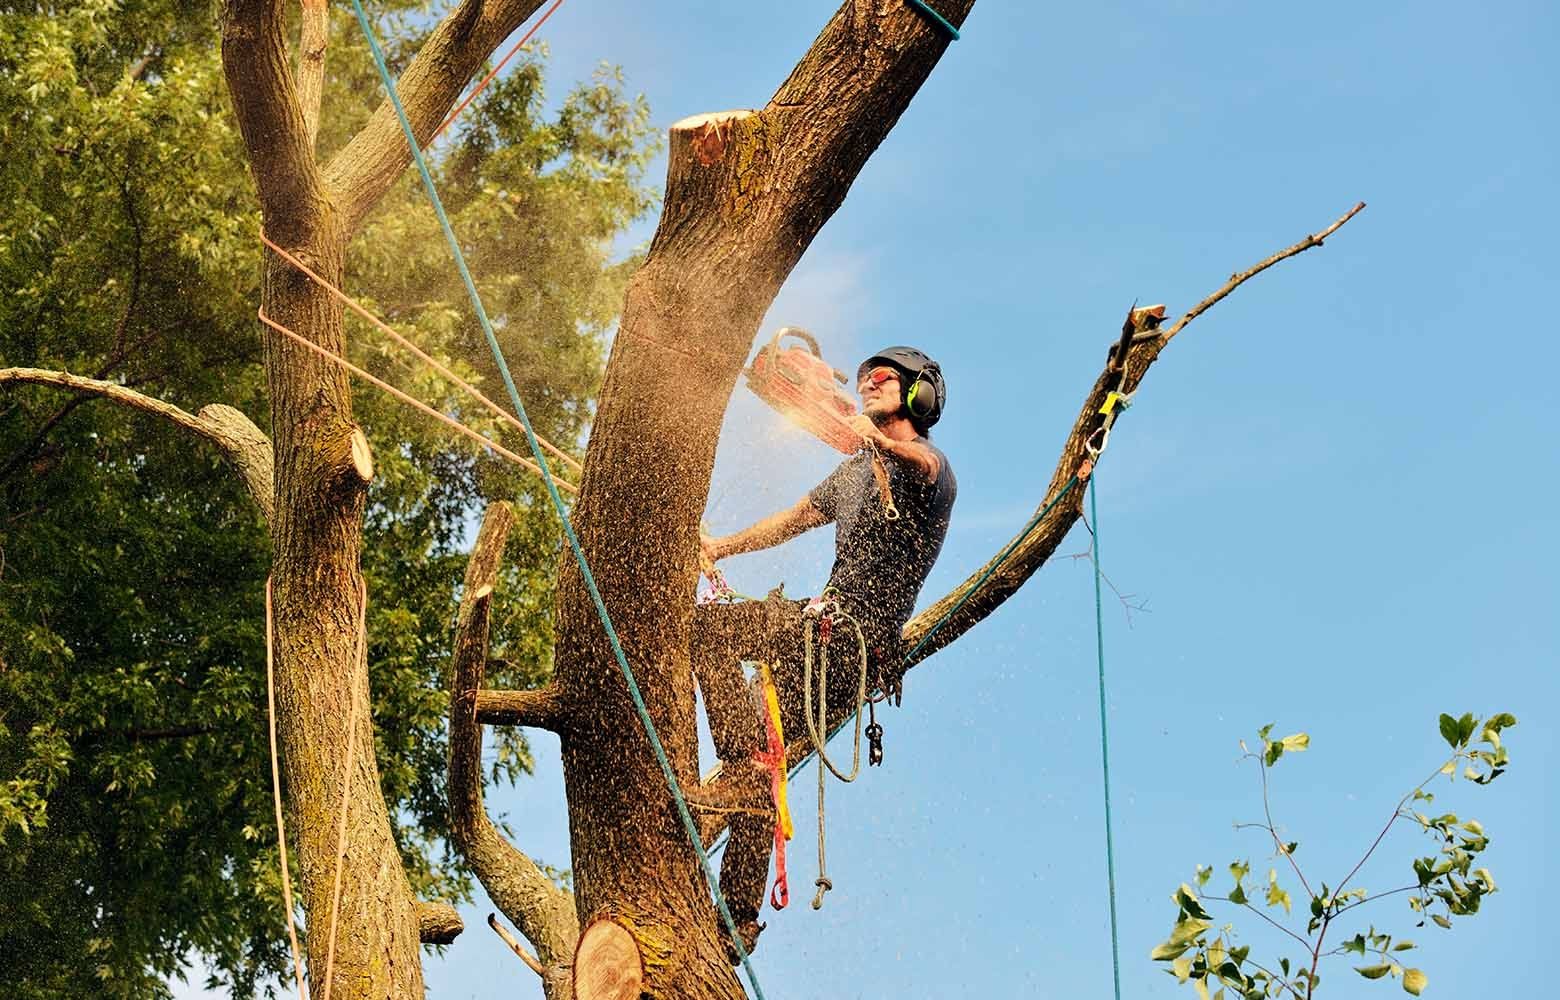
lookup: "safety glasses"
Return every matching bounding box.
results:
[861,366,900,388]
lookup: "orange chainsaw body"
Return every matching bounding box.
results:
[745,327,861,454]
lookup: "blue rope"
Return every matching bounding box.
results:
[904,0,960,41]
[344,5,766,995]
[1090,476,1123,1000]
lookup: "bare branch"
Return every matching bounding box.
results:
[324,0,547,234]
[487,913,546,978]
[449,503,579,967]
[416,901,463,944]
[297,0,328,152]
[475,688,565,730]
[900,202,1367,666]
[0,368,275,522]
[1161,202,1366,343]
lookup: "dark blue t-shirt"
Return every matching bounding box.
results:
[808,439,956,642]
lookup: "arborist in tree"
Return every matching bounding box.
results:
[691,346,957,961]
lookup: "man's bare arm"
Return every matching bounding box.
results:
[846,414,940,482]
[704,496,828,562]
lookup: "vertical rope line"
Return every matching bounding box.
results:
[265,578,309,1000]
[1090,477,1123,1000]
[320,579,368,1000]
[344,6,767,995]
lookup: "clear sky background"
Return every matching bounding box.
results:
[178,1,1556,997]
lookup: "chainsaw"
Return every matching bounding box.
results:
[744,327,861,454]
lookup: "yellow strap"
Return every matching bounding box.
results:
[759,663,794,839]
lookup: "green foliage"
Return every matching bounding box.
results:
[1152,714,1516,999]
[0,3,658,996]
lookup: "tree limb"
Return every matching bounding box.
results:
[323,0,547,235]
[476,688,565,730]
[448,503,580,972]
[900,202,1367,665]
[0,368,275,522]
[221,0,325,238]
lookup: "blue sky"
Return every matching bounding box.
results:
[180,1,1556,997]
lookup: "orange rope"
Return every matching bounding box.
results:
[265,578,309,1000]
[320,578,367,1000]
[259,234,581,476]
[434,0,569,141]
[256,308,578,494]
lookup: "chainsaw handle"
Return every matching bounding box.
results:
[771,325,821,357]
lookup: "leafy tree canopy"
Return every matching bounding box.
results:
[0,2,658,995]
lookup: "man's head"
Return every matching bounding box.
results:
[856,346,945,435]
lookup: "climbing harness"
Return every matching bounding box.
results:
[752,663,795,910]
[347,6,768,994]
[800,592,871,909]
[904,0,961,41]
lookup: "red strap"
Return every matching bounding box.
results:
[756,681,790,910]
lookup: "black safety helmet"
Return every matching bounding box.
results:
[857,346,946,430]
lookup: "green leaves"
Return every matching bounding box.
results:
[1258,724,1310,767]
[0,2,659,995]
[1160,715,1516,1000]
[1265,869,1292,914]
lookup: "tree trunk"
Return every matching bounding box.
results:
[264,219,428,997]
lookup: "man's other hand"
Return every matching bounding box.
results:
[845,413,889,451]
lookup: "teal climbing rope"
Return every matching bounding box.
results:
[904,0,960,41]
[1090,476,1123,1000]
[344,5,767,995]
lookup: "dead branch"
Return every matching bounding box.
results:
[900,202,1367,665]
[487,912,547,978]
[449,503,580,972]
[0,368,275,521]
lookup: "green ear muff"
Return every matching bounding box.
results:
[905,373,937,419]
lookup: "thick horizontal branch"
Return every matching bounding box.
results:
[0,368,275,522]
[324,0,547,234]
[448,503,579,967]
[416,901,464,944]
[475,688,565,731]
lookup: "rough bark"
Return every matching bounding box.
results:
[222,1,425,995]
[449,503,580,995]
[550,3,973,996]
